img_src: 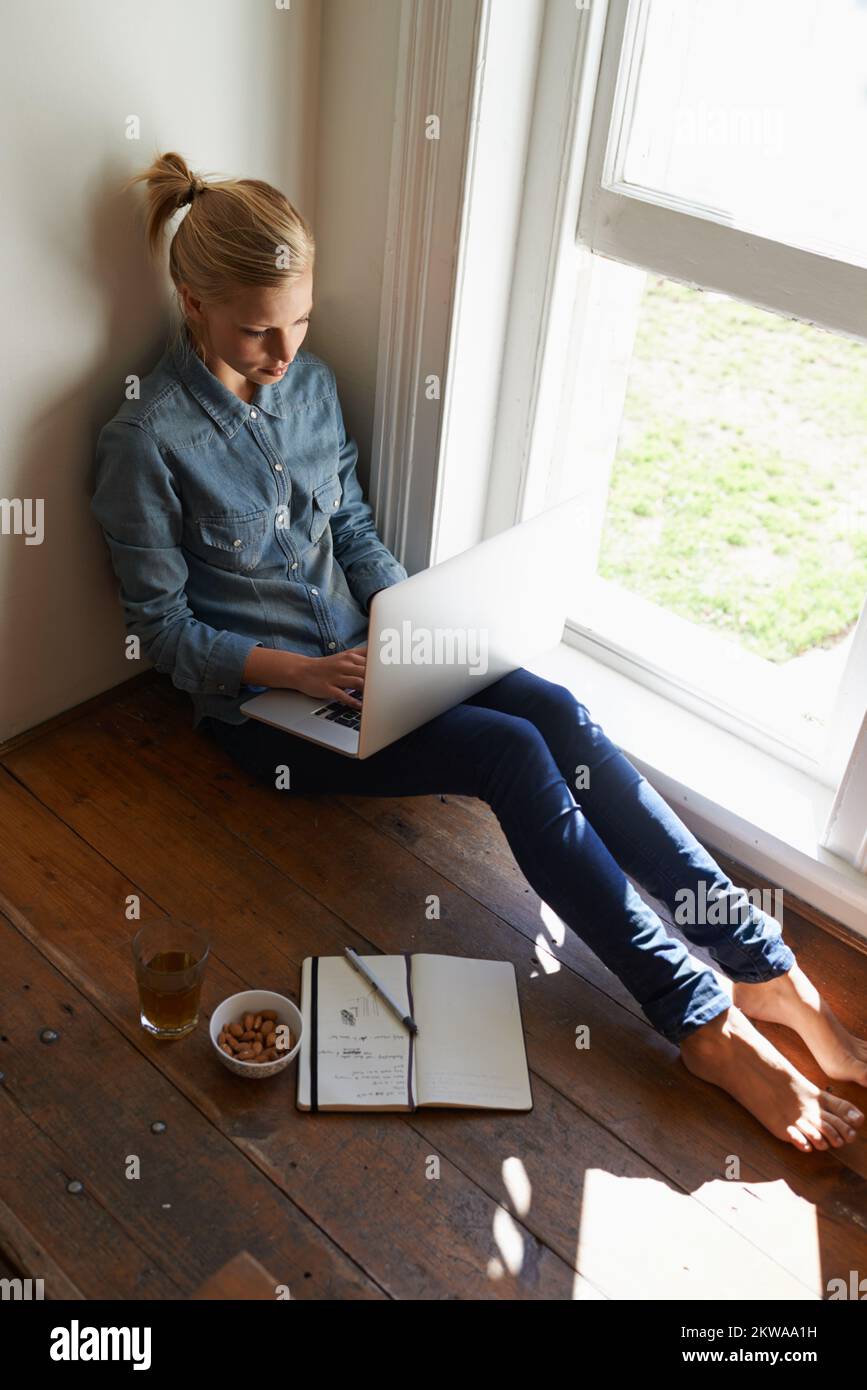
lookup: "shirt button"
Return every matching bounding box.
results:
[311,587,319,596]
[291,561,298,570]
[232,539,242,548]
[332,499,338,508]
[328,641,336,650]
[274,463,283,471]
[250,409,258,419]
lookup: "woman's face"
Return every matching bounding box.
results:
[180,269,314,392]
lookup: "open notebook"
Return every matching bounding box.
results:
[297,953,533,1112]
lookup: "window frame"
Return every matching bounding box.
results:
[528,0,867,866]
[580,0,867,343]
[375,0,867,892]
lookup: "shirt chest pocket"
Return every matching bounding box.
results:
[309,474,342,544]
[195,508,270,573]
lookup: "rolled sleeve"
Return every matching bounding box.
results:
[203,629,264,697]
[352,566,407,614]
[329,375,408,607]
[90,419,263,696]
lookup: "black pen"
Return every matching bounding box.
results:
[344,947,419,1034]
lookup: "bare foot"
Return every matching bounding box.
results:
[679,1004,864,1153]
[733,963,867,1087]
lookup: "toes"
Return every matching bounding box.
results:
[798,1120,828,1150]
[817,1113,847,1147]
[825,1093,864,1128]
[787,1125,812,1152]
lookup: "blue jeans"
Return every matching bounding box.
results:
[201,667,795,1044]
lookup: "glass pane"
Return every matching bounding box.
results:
[595,269,867,734]
[611,0,867,267]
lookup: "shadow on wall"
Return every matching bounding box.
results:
[1,167,170,744]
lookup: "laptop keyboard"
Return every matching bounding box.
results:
[311,689,364,731]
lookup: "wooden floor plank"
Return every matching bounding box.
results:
[0,1193,89,1299]
[191,1250,283,1300]
[1,1088,180,1301]
[4,683,863,1297]
[334,791,867,1147]
[0,816,813,1303]
[0,908,381,1300]
[333,782,867,1170]
[0,773,598,1300]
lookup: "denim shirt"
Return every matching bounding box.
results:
[90,328,408,727]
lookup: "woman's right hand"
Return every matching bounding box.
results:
[291,645,367,709]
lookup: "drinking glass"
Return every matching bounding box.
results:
[132,921,210,1039]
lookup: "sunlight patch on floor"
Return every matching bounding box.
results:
[571,1169,819,1300]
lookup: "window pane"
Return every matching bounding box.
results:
[596,271,867,731]
[611,0,867,267]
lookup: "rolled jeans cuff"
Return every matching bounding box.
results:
[707,907,796,983]
[646,967,733,1045]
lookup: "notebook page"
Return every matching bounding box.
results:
[306,955,416,1109]
[412,954,532,1108]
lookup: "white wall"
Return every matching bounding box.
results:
[0,0,401,742]
[310,0,403,456]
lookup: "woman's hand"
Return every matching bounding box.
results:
[242,644,366,707]
[291,645,367,709]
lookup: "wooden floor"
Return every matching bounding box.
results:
[0,673,865,1300]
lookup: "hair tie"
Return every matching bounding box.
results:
[181,178,203,208]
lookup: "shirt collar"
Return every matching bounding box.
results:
[168,325,287,435]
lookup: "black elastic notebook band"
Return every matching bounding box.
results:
[404,952,416,1111]
[310,955,319,1112]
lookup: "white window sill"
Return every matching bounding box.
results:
[525,636,867,942]
[572,576,846,773]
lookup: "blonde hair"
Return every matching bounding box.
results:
[122,150,316,363]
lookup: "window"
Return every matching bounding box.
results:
[607,0,867,268]
[559,256,867,774]
[515,0,867,869]
[409,0,866,883]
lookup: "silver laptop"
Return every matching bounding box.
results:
[240,496,582,759]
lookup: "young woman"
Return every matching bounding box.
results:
[92,151,866,1152]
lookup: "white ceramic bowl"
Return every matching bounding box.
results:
[209,990,302,1080]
